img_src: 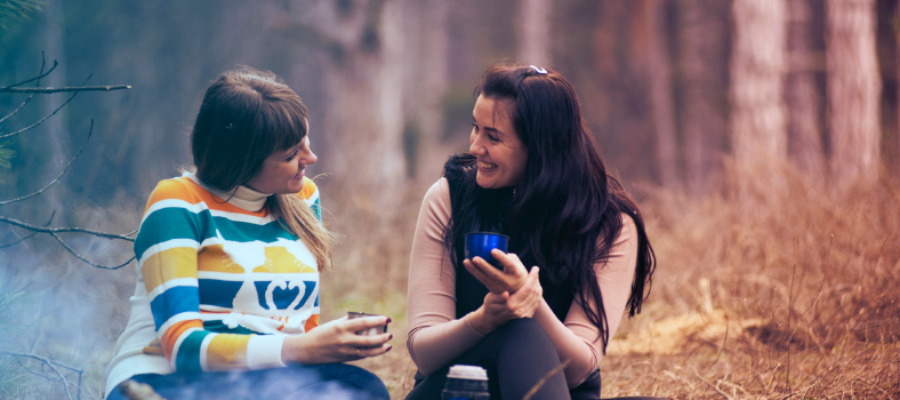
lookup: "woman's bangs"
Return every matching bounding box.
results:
[267,101,306,152]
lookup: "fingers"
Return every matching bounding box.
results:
[465,255,528,294]
[355,343,393,360]
[342,315,390,332]
[491,249,523,271]
[348,333,393,361]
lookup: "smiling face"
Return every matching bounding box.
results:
[470,94,527,189]
[245,131,317,194]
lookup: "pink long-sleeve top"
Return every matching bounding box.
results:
[406,178,639,388]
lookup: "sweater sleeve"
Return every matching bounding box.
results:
[135,179,317,373]
[406,178,486,376]
[531,212,638,387]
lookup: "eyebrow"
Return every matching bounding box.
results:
[473,116,502,134]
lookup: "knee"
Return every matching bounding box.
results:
[489,318,553,348]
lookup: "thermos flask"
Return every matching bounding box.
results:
[442,365,490,400]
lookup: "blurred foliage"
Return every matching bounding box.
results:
[0,0,42,40]
[0,141,13,183]
[0,270,31,397]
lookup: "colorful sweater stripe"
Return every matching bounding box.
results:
[106,174,323,394]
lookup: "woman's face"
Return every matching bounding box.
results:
[245,132,317,194]
[470,94,527,189]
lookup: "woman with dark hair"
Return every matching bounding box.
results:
[406,64,656,400]
[105,67,391,400]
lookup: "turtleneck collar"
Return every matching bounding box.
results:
[184,172,273,212]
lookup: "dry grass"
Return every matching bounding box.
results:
[320,162,900,400]
[3,160,897,399]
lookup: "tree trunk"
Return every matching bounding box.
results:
[400,0,450,182]
[639,0,679,188]
[826,0,881,184]
[730,0,788,169]
[678,0,731,194]
[786,0,827,174]
[283,0,407,205]
[516,0,551,67]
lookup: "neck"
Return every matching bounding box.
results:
[185,172,273,212]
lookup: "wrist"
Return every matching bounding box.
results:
[281,335,308,365]
[467,307,493,335]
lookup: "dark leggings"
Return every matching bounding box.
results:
[406,318,597,400]
[107,363,389,400]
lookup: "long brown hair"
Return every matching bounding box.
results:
[191,67,332,270]
[444,64,656,352]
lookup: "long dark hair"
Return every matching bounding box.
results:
[191,67,332,270]
[443,64,655,352]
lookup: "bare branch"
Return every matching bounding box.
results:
[0,55,52,124]
[0,215,136,241]
[693,368,736,400]
[0,85,131,93]
[0,120,94,206]
[0,211,54,248]
[0,231,37,248]
[4,53,58,89]
[49,231,135,270]
[0,74,92,140]
[0,351,80,400]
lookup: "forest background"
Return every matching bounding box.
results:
[1,0,899,399]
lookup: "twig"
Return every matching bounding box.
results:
[0,55,52,124]
[787,262,797,392]
[0,215,136,241]
[522,359,571,400]
[692,368,735,400]
[0,351,80,400]
[0,211,54,248]
[0,74,92,140]
[0,231,37,248]
[0,85,131,93]
[4,54,58,89]
[48,231,135,270]
[0,120,94,206]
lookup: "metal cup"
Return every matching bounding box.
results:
[347,311,388,337]
[465,232,509,269]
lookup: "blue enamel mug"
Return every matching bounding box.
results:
[465,232,509,268]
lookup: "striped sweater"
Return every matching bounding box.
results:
[105,173,323,396]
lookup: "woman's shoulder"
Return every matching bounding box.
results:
[146,176,204,206]
[423,177,451,208]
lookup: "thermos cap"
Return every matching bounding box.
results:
[446,365,488,381]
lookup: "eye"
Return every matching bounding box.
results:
[487,134,499,143]
[285,149,299,162]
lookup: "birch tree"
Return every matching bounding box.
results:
[786,0,826,174]
[826,0,881,184]
[516,0,551,67]
[730,0,788,171]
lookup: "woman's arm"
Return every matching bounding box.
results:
[140,178,388,373]
[531,213,638,387]
[406,178,487,376]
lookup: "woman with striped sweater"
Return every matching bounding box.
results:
[105,68,391,400]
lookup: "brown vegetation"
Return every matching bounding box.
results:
[318,161,900,399]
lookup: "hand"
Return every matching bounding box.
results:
[463,249,530,294]
[281,316,392,365]
[468,266,543,335]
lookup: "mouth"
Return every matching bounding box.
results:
[478,161,497,170]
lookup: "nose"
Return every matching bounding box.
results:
[469,132,485,156]
[300,149,317,166]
